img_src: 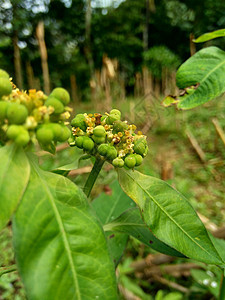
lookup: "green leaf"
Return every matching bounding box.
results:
[104,207,185,258]
[92,181,134,265]
[92,181,136,224]
[0,144,30,231]
[13,158,118,300]
[194,29,225,43]
[118,169,224,266]
[176,46,225,109]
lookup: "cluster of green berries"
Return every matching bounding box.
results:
[70,109,148,169]
[0,69,71,150]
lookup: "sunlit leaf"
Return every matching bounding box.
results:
[193,29,225,43]
[176,46,225,109]
[13,158,118,300]
[104,207,185,257]
[0,144,30,231]
[118,168,224,266]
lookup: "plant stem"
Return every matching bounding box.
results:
[219,270,225,300]
[0,264,17,277]
[83,156,105,197]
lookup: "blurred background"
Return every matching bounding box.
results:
[1,0,225,103]
[1,1,225,299]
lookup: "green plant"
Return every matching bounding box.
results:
[1,43,225,300]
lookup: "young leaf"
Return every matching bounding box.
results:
[0,144,30,231]
[104,207,185,258]
[176,46,225,109]
[13,159,118,300]
[118,169,224,266]
[193,29,225,43]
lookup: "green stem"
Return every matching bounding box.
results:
[0,264,17,277]
[83,156,105,197]
[219,270,225,300]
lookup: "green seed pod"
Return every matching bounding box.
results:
[92,135,105,144]
[57,126,71,142]
[75,136,84,149]
[112,157,124,168]
[48,123,62,140]
[106,146,117,160]
[106,113,120,125]
[83,136,94,152]
[134,154,143,166]
[0,69,10,79]
[36,126,54,144]
[71,114,87,132]
[45,97,64,114]
[97,143,109,156]
[50,87,70,105]
[110,109,121,117]
[7,125,21,140]
[133,138,147,156]
[7,103,28,124]
[113,120,128,133]
[0,78,12,98]
[15,129,30,147]
[0,101,9,120]
[124,155,136,168]
[93,125,106,137]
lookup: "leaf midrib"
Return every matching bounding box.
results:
[124,171,223,263]
[32,161,81,300]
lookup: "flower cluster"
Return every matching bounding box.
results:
[70,109,148,168]
[0,69,71,152]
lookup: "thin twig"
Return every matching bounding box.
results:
[212,118,225,147]
[152,274,189,293]
[186,129,206,162]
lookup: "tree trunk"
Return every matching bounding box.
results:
[36,21,50,94]
[70,74,78,104]
[85,0,95,97]
[26,61,35,89]
[13,33,23,89]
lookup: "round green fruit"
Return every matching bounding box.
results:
[71,114,87,132]
[106,113,120,125]
[97,143,109,156]
[106,146,117,160]
[133,138,147,156]
[83,136,94,152]
[93,125,106,137]
[124,155,136,168]
[75,136,84,149]
[36,126,54,144]
[0,101,9,120]
[48,123,62,140]
[15,130,30,147]
[112,157,124,168]
[45,97,64,114]
[57,126,71,142]
[110,109,121,117]
[6,103,28,124]
[50,87,70,105]
[92,135,105,144]
[7,125,21,140]
[134,154,143,166]
[0,78,12,98]
[0,69,10,79]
